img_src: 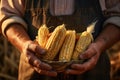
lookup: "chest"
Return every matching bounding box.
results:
[24,0,103,39]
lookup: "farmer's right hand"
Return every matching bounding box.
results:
[22,41,57,77]
[5,24,57,77]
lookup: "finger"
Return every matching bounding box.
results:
[78,54,98,71]
[34,67,57,77]
[71,64,85,70]
[26,50,52,70]
[80,43,101,60]
[80,47,96,59]
[65,69,84,75]
[67,53,100,75]
[65,63,86,75]
[28,42,46,54]
[83,55,98,70]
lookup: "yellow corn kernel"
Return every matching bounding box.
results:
[43,24,66,60]
[59,30,76,62]
[72,31,93,60]
[37,24,49,47]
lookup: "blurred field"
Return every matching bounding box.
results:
[0,35,120,80]
[107,41,120,80]
[0,35,20,80]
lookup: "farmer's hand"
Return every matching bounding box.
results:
[5,24,57,77]
[22,41,57,77]
[65,43,101,75]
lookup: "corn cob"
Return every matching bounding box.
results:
[59,30,76,62]
[43,24,66,60]
[37,24,49,47]
[72,31,93,60]
[35,24,49,58]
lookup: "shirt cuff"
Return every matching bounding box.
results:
[2,16,27,36]
[103,16,120,28]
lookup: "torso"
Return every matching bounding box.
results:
[24,0,103,39]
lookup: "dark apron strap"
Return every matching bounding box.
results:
[92,0,105,39]
[24,0,45,40]
[42,0,49,24]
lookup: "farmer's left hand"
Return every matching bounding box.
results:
[65,43,101,75]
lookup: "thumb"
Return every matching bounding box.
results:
[79,51,88,59]
[27,41,47,55]
[79,43,99,59]
[79,48,95,59]
[35,45,47,55]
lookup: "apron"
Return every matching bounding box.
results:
[18,0,110,80]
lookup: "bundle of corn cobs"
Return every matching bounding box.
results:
[36,24,93,72]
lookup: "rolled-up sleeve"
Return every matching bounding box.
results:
[0,0,27,36]
[100,0,120,27]
[104,16,120,27]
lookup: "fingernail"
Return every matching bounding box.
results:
[80,54,84,59]
[65,70,70,74]
[40,49,46,54]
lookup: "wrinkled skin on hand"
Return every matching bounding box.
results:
[5,24,57,77]
[5,23,120,76]
[65,43,100,75]
[22,41,57,77]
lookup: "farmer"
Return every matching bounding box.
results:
[0,0,120,80]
